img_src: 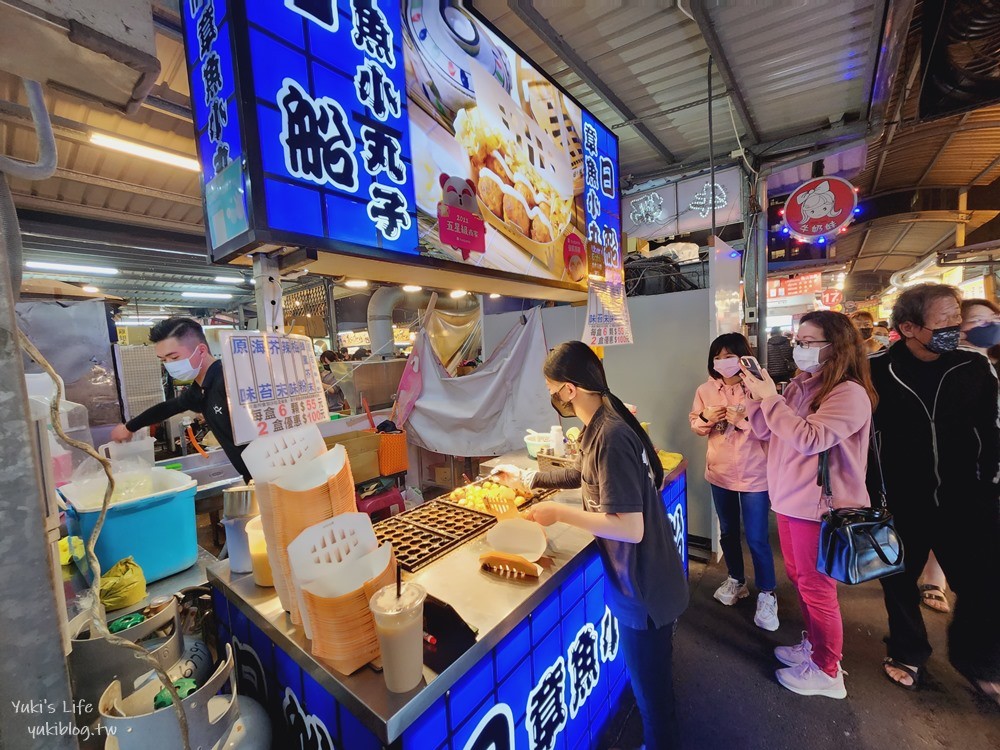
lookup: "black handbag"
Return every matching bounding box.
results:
[815,438,904,584]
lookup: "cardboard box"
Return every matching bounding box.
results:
[433,464,453,487]
[326,430,381,483]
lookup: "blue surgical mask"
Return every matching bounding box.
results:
[965,322,1000,349]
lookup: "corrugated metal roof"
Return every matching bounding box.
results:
[836,210,998,276]
[704,0,885,141]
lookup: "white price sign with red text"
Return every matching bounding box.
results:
[219,330,329,445]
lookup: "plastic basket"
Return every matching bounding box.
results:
[378,431,409,476]
[62,468,197,583]
[536,449,577,474]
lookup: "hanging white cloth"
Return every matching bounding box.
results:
[404,307,550,456]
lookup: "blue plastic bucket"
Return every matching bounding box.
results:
[62,469,198,583]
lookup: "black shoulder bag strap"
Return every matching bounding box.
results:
[816,449,833,507]
[868,429,888,510]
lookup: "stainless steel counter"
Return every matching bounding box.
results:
[208,488,596,744]
[65,546,217,619]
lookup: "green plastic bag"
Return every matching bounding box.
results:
[99,557,147,610]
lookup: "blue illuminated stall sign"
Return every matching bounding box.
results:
[582,112,621,283]
[185,0,249,248]
[183,1,619,295]
[250,0,416,252]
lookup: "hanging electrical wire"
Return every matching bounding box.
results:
[0,77,191,750]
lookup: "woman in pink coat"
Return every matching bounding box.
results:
[743,310,876,700]
[690,333,777,631]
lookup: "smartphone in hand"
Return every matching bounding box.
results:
[740,356,765,380]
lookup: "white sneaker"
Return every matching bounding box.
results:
[754,592,779,631]
[774,631,812,667]
[776,659,847,699]
[713,577,749,606]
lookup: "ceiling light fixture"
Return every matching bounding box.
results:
[82,285,99,294]
[25,261,118,275]
[449,290,468,298]
[89,132,200,172]
[181,291,233,300]
[214,276,245,285]
[402,285,422,293]
[345,280,369,289]
[489,293,501,299]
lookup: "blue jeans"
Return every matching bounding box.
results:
[710,485,776,591]
[620,618,678,750]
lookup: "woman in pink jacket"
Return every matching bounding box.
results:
[690,333,777,631]
[743,310,876,700]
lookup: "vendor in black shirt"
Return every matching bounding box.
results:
[494,341,688,750]
[110,317,251,482]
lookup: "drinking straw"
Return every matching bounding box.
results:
[396,564,401,599]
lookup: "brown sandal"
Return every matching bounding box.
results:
[919,584,951,614]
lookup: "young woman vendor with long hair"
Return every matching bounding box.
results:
[494,341,688,750]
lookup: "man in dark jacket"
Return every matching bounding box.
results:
[110,317,251,481]
[765,327,795,382]
[868,284,999,702]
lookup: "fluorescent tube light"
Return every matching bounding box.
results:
[90,132,200,172]
[449,290,468,298]
[26,261,118,275]
[181,292,233,300]
[345,280,369,289]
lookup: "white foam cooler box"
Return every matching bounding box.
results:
[61,468,198,583]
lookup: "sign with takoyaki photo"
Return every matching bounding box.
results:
[183,0,619,291]
[403,0,619,286]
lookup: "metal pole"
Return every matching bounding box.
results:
[0,223,76,750]
[325,279,338,347]
[252,253,283,334]
[708,56,716,237]
[956,188,968,248]
[756,178,769,359]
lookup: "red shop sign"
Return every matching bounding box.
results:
[820,288,844,307]
[768,272,823,298]
[783,177,857,239]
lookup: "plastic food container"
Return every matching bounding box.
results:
[61,468,197,583]
[524,433,550,458]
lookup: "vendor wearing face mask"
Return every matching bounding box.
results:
[492,342,688,750]
[868,284,1000,703]
[110,317,250,482]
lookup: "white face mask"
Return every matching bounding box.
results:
[792,344,828,373]
[874,335,890,348]
[713,357,742,378]
[163,346,204,383]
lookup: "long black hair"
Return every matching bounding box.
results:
[707,332,752,379]
[543,341,664,488]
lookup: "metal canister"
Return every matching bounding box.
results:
[223,485,258,519]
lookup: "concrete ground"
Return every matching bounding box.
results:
[604,535,1000,750]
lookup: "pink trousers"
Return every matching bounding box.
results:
[776,513,843,676]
